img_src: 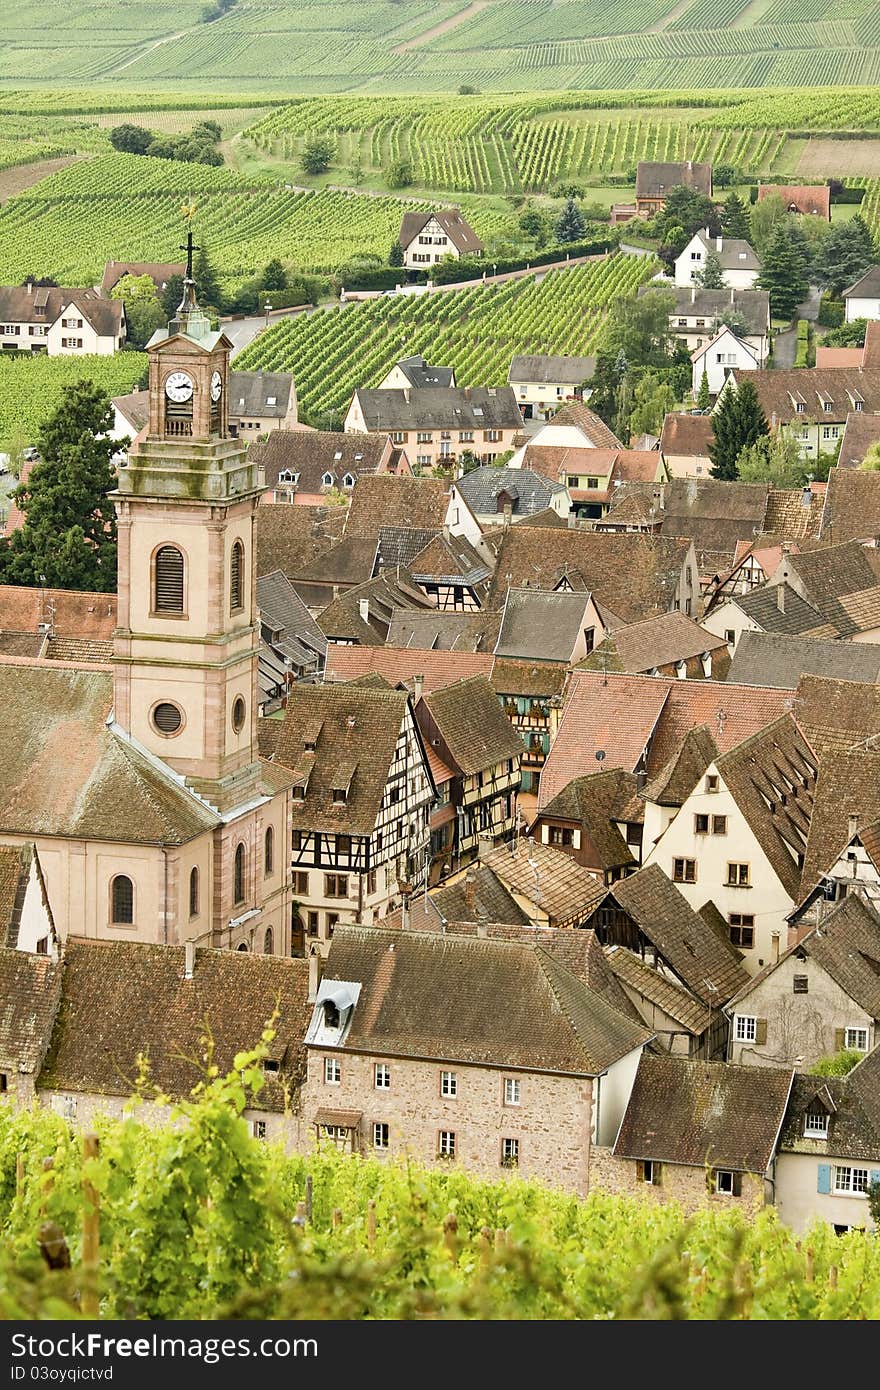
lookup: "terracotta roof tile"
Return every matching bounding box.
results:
[481,839,606,926]
[0,946,61,1073]
[344,474,451,538]
[837,413,880,468]
[580,611,727,675]
[0,584,116,639]
[603,944,711,1034]
[324,645,493,691]
[418,674,523,776]
[660,412,714,458]
[757,184,830,218]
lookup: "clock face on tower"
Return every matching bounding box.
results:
[165,371,194,403]
[210,369,223,403]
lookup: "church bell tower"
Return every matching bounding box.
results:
[111,228,265,813]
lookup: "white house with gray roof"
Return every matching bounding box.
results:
[674,230,761,291]
[344,386,522,470]
[455,466,569,524]
[507,354,596,420]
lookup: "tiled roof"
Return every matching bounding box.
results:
[728,631,880,690]
[374,526,440,571]
[227,371,295,420]
[352,386,520,433]
[798,747,880,894]
[730,584,832,637]
[481,838,606,926]
[609,864,750,1005]
[318,569,434,645]
[543,401,623,449]
[636,161,712,198]
[44,635,114,663]
[512,505,569,528]
[0,285,123,338]
[614,1053,793,1171]
[398,207,483,254]
[519,444,610,483]
[757,184,830,217]
[784,540,880,621]
[112,389,149,433]
[252,430,390,493]
[663,287,770,336]
[344,474,451,537]
[490,658,568,697]
[0,632,44,657]
[387,609,500,652]
[418,675,524,775]
[100,260,184,295]
[822,467,880,542]
[536,769,642,870]
[580,611,726,675]
[324,645,493,691]
[294,536,376,587]
[257,569,327,663]
[794,672,880,758]
[321,925,651,1075]
[0,584,116,639]
[495,587,593,663]
[693,231,760,273]
[256,501,347,579]
[641,725,718,809]
[508,354,596,385]
[390,356,454,390]
[408,532,490,586]
[0,661,219,845]
[273,682,411,834]
[603,944,711,1034]
[484,526,689,621]
[737,366,880,427]
[762,487,824,541]
[660,412,714,458]
[38,941,310,1110]
[779,1064,880,1163]
[0,844,31,948]
[715,714,817,901]
[0,946,61,1072]
[431,864,532,926]
[844,265,880,299]
[815,347,864,369]
[457,466,563,517]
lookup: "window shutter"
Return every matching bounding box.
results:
[636,1160,645,1182]
[817,1163,831,1194]
[230,540,244,612]
[871,1170,880,1190]
[154,546,184,612]
[755,1018,768,1045]
[653,1161,663,1187]
[732,1172,742,1197]
[834,1028,846,1051]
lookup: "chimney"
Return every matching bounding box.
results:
[729,288,735,304]
[715,236,722,252]
[307,945,323,1003]
[413,673,424,702]
[403,387,410,404]
[184,940,195,980]
[776,586,785,613]
[848,813,860,841]
[691,284,696,305]
[477,833,494,861]
[359,597,370,623]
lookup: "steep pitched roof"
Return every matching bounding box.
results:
[273,682,413,834]
[408,531,490,587]
[457,466,563,517]
[320,925,651,1075]
[418,675,523,775]
[256,501,347,579]
[844,265,880,299]
[793,673,880,758]
[614,1053,793,1171]
[398,207,482,255]
[227,371,295,420]
[390,356,454,389]
[822,467,880,542]
[537,769,641,871]
[608,864,749,1005]
[318,570,434,645]
[508,354,596,385]
[0,584,116,640]
[641,725,719,809]
[580,611,726,675]
[799,748,880,895]
[660,412,714,458]
[0,285,123,337]
[257,569,327,665]
[253,429,393,494]
[38,941,309,1110]
[0,947,61,1072]
[480,839,606,926]
[636,161,712,198]
[431,864,531,927]
[757,184,830,218]
[324,645,493,690]
[494,587,593,663]
[484,527,689,621]
[603,944,711,1035]
[100,260,184,295]
[0,661,219,845]
[728,631,880,690]
[490,658,568,697]
[663,286,770,336]
[729,583,833,638]
[344,474,450,537]
[779,1064,880,1163]
[543,401,623,449]
[736,366,880,426]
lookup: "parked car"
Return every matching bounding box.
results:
[22,446,39,462]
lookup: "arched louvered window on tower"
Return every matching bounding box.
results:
[154,545,185,613]
[234,842,246,905]
[230,540,244,613]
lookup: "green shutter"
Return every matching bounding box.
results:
[834,1028,846,1051]
[817,1163,831,1194]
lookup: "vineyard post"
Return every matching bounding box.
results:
[81,1133,100,1318]
[15,1152,24,1198]
[442,1211,458,1259]
[40,1156,54,1217]
[332,1207,342,1230]
[367,1199,377,1249]
[305,1174,313,1224]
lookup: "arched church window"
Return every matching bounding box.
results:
[264,927,274,955]
[154,545,185,613]
[111,875,134,925]
[230,540,244,613]
[234,843,246,904]
[189,867,199,917]
[264,826,274,876]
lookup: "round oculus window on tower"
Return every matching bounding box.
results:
[232,696,246,734]
[152,701,184,735]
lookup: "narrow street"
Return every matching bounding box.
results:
[771,284,821,368]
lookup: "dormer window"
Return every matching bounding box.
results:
[342,473,355,488]
[804,1106,829,1138]
[322,472,334,486]
[332,785,347,805]
[324,999,340,1029]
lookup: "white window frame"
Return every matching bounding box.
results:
[804,1110,829,1138]
[734,1015,756,1043]
[834,1165,869,1195]
[714,1169,735,1194]
[501,1137,519,1166]
[845,1027,869,1052]
[438,1129,456,1157]
[504,1077,521,1106]
[372,1122,389,1150]
[324,1056,341,1084]
[440,1070,457,1098]
[374,1062,391,1090]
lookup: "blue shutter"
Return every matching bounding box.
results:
[817,1163,831,1194]
[871,1170,880,1189]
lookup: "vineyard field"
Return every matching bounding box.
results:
[1,1075,878,1320]
[0,352,147,452]
[236,256,656,424]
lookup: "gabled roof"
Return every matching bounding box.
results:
[686,231,760,273]
[736,366,880,426]
[541,401,623,449]
[112,389,149,433]
[0,661,219,845]
[374,526,441,571]
[324,645,493,691]
[798,746,880,895]
[757,184,830,218]
[536,769,642,871]
[0,583,116,640]
[0,946,61,1072]
[418,675,524,775]
[256,501,347,580]
[661,287,770,336]
[690,327,757,366]
[843,265,880,299]
[352,386,520,433]
[603,944,711,1035]
[387,609,501,652]
[408,531,490,587]
[794,672,880,758]
[318,568,434,645]
[833,412,880,470]
[779,1062,880,1162]
[636,161,712,199]
[398,207,483,255]
[822,466,880,543]
[100,260,184,295]
[660,412,714,458]
[227,370,295,419]
[494,586,593,663]
[728,631,880,691]
[273,682,414,834]
[344,474,451,537]
[508,354,596,385]
[641,725,719,809]
[728,583,832,638]
[0,284,123,337]
[715,714,817,900]
[480,839,605,926]
[252,429,391,493]
[319,926,651,1076]
[490,658,568,697]
[457,466,563,517]
[390,356,454,390]
[38,941,309,1109]
[614,1053,793,1172]
[257,570,327,663]
[580,610,726,675]
[431,863,532,927]
[0,842,52,950]
[607,864,749,1005]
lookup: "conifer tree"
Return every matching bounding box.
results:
[0,381,119,591]
[555,196,586,244]
[193,245,223,311]
[709,379,769,481]
[697,252,724,288]
[721,192,751,240]
[389,238,404,267]
[697,368,711,411]
[814,215,877,298]
[757,222,808,322]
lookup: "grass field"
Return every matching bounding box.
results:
[3,1,880,92]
